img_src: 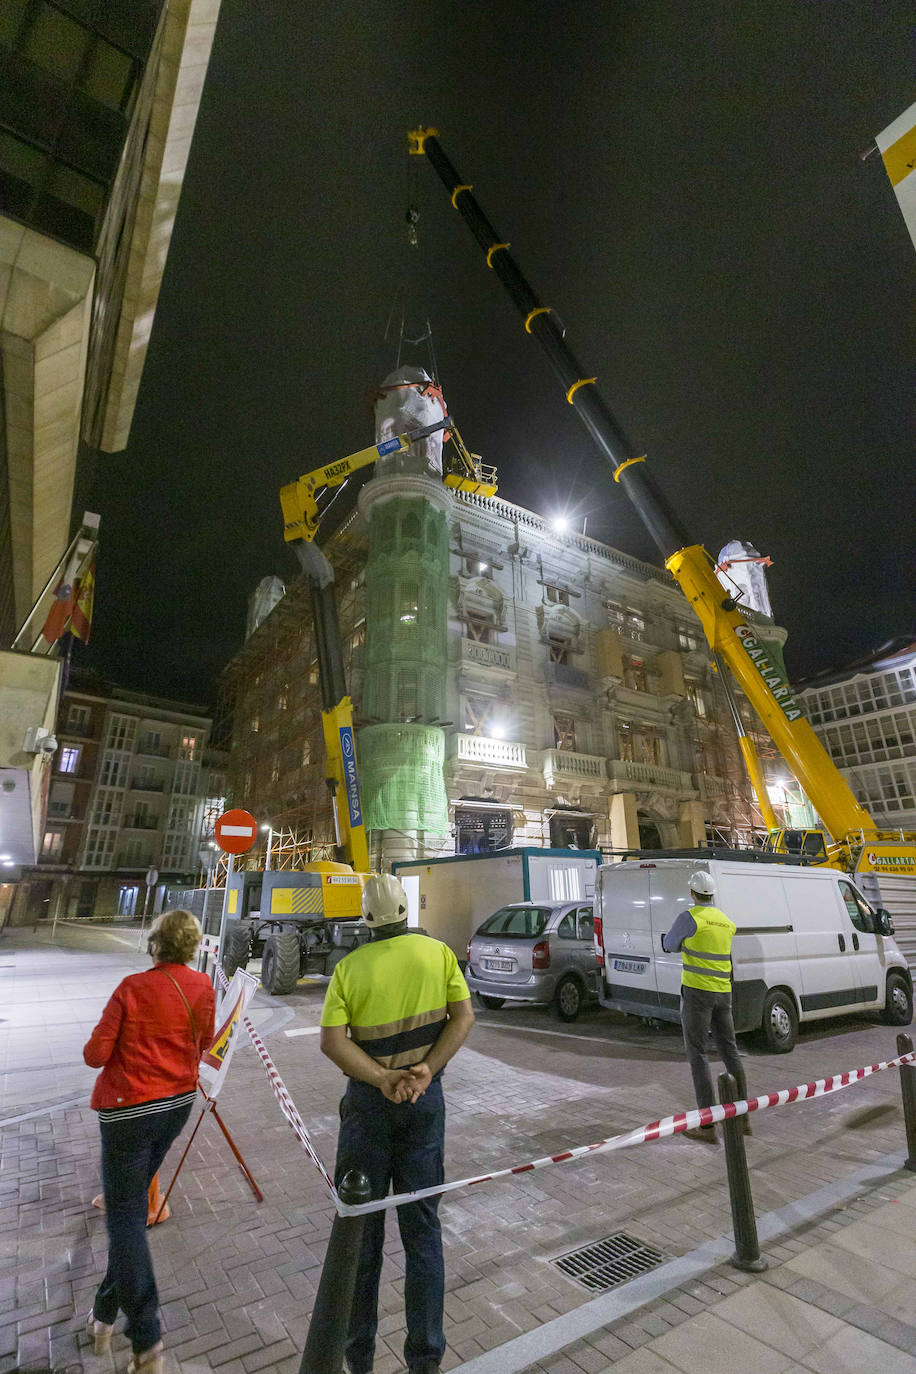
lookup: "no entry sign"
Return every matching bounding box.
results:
[214,808,258,855]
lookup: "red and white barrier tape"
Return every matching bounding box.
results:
[214,963,336,1196]
[335,1048,916,1217]
[213,958,915,1219]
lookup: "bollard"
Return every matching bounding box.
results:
[299,1169,371,1374]
[718,1072,767,1273]
[897,1033,916,1173]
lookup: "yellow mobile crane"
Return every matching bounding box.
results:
[408,126,916,888]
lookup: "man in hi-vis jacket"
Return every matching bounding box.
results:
[662,869,750,1144]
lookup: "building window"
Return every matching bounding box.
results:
[548,813,592,848]
[544,584,570,606]
[553,712,578,753]
[58,744,81,774]
[99,754,127,787]
[178,733,197,761]
[301,740,312,767]
[464,690,500,736]
[618,720,662,765]
[623,656,648,692]
[460,554,493,579]
[42,830,64,859]
[677,623,702,652]
[685,678,708,717]
[465,612,495,645]
[455,806,512,854]
[548,633,570,665]
[398,583,419,626]
[606,603,646,639]
[66,703,90,732]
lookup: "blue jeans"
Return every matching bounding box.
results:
[92,1100,192,1353]
[336,1078,446,1373]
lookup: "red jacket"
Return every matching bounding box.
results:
[84,963,216,1111]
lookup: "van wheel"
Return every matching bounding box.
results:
[261,933,301,995]
[477,994,505,1010]
[758,989,798,1053]
[882,972,913,1026]
[555,976,583,1023]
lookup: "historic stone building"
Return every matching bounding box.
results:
[219,411,789,871]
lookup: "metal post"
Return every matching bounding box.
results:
[263,825,274,872]
[136,881,153,951]
[215,853,235,984]
[897,1033,916,1173]
[718,1072,767,1272]
[299,1170,371,1374]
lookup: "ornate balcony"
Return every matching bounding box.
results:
[459,638,516,674]
[540,749,606,789]
[447,733,527,770]
[607,758,694,791]
[695,773,731,800]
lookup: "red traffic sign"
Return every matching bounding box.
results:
[214,808,258,855]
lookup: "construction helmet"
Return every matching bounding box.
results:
[688,870,716,897]
[361,873,409,927]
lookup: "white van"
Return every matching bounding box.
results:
[595,857,913,1051]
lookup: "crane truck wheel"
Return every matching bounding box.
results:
[882,972,913,1026]
[261,932,301,996]
[221,924,251,977]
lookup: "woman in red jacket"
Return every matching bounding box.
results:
[83,908,215,1374]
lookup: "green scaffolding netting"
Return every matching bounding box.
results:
[358,724,449,835]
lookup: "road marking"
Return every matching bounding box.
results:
[476,1020,621,1046]
[284,1026,321,1037]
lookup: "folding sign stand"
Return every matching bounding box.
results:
[152,1086,263,1224]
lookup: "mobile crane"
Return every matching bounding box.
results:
[407,126,916,888]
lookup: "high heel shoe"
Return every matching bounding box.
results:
[127,1339,164,1373]
[86,1308,114,1355]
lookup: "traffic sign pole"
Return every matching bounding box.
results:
[137,866,159,952]
[215,853,235,985]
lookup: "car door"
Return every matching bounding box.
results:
[575,905,598,993]
[837,880,884,1008]
[552,906,579,982]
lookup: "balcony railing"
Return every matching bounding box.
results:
[459,638,516,673]
[540,749,606,782]
[695,773,731,799]
[130,780,165,791]
[608,758,693,791]
[123,819,160,830]
[448,734,527,769]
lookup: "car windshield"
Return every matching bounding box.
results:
[475,906,552,939]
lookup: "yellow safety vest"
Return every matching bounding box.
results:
[681,905,736,993]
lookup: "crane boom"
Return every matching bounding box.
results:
[409,126,911,871]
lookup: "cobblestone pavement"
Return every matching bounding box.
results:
[2,921,915,1373]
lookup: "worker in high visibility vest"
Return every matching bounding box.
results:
[661,870,750,1145]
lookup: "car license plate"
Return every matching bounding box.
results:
[483,958,513,972]
[613,957,648,975]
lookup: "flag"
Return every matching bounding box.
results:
[875,100,916,256]
[41,575,77,644]
[71,556,95,642]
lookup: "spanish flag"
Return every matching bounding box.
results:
[41,574,77,644]
[71,556,95,642]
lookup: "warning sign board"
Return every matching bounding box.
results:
[199,968,258,1098]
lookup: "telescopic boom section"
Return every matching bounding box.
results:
[409,127,876,850]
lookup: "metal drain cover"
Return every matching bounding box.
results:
[551,1232,665,1292]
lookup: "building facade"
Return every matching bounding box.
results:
[219,482,790,870]
[796,639,916,832]
[9,670,225,925]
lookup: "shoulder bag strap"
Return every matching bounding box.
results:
[159,969,201,1070]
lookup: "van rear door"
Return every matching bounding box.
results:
[597,864,659,1013]
[647,865,696,1016]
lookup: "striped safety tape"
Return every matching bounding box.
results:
[212,959,915,1219]
[335,1048,916,1217]
[214,962,337,1196]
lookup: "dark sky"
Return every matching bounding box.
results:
[77,2,916,705]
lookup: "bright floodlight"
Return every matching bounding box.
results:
[552,515,569,534]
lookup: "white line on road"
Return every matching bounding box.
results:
[284,1026,321,1037]
[475,1020,620,1046]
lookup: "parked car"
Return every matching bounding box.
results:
[465,901,597,1021]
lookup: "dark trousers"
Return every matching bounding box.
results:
[92,1101,192,1353]
[336,1078,446,1373]
[680,985,747,1114]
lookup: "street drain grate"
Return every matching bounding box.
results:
[550,1232,666,1292]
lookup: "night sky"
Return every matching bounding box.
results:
[75,3,916,706]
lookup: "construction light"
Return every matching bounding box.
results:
[552,515,569,534]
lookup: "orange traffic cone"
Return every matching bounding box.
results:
[90,1172,170,1225]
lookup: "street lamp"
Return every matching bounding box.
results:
[261,822,275,872]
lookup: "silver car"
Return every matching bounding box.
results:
[465,901,598,1021]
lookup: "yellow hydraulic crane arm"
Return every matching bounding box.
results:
[667,544,873,844]
[280,416,496,545]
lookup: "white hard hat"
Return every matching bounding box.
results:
[688,870,716,896]
[361,873,409,927]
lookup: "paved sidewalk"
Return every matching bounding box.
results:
[2,923,916,1374]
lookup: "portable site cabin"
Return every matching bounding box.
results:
[392,847,601,958]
